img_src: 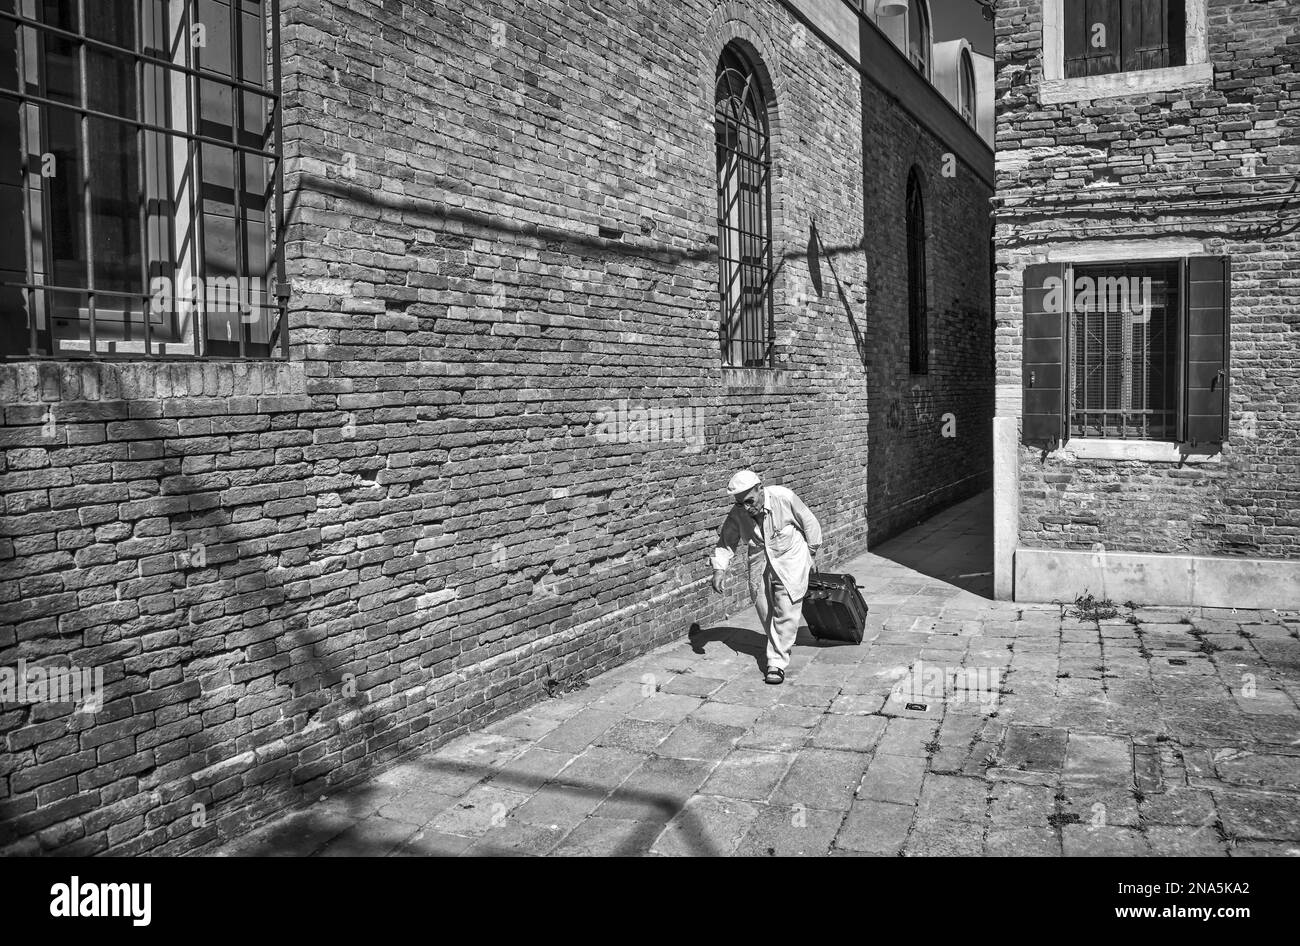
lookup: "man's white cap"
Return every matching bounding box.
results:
[726,469,762,495]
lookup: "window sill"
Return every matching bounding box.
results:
[721,366,791,392]
[1050,438,1222,463]
[0,360,308,406]
[1039,63,1213,105]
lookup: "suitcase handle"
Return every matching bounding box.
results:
[810,569,862,590]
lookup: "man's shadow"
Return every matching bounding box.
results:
[687,623,840,672]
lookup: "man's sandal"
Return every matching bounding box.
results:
[764,668,785,685]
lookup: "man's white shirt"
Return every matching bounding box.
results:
[710,484,823,602]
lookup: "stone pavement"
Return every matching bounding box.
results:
[217,491,1300,857]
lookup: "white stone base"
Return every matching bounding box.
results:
[1015,547,1300,609]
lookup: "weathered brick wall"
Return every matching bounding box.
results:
[0,0,992,854]
[994,0,1300,558]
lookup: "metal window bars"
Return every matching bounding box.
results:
[715,46,774,369]
[1068,261,1179,440]
[0,0,286,359]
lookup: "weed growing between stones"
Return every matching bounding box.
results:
[542,665,589,699]
[1071,592,1119,620]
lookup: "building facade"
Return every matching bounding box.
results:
[993,0,1300,606]
[0,0,991,854]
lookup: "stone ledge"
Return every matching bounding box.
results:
[1015,547,1300,609]
[0,360,307,405]
[720,366,792,393]
[1039,63,1215,106]
[1049,438,1223,464]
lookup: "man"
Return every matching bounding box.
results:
[710,469,822,684]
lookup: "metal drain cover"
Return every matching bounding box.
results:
[905,702,928,712]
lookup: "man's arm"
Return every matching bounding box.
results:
[710,509,743,592]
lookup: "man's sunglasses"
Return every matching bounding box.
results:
[735,487,761,509]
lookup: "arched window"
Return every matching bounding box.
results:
[906,169,928,374]
[715,44,773,367]
[908,0,933,80]
[960,49,976,125]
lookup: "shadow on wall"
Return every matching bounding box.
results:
[285,174,871,370]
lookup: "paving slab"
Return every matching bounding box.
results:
[510,781,608,831]
[463,820,568,857]
[734,804,844,857]
[551,817,665,857]
[655,719,747,762]
[373,791,460,827]
[1145,826,1229,856]
[857,753,928,805]
[651,795,762,857]
[592,757,715,824]
[1000,725,1068,773]
[1138,789,1218,827]
[772,748,871,811]
[590,716,674,753]
[904,817,985,856]
[425,784,533,839]
[535,708,624,753]
[699,749,795,802]
[689,701,767,729]
[985,826,1060,856]
[918,774,991,820]
[875,717,940,758]
[317,815,422,857]
[809,713,887,752]
[1215,790,1300,840]
[1061,825,1151,857]
[834,799,914,854]
[736,720,812,752]
[390,829,476,857]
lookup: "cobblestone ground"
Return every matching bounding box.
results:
[217,493,1300,857]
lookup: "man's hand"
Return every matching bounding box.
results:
[711,569,725,594]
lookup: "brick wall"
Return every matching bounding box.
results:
[994,0,1300,558]
[0,0,992,854]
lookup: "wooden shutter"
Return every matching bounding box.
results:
[1123,0,1171,72]
[1022,263,1067,445]
[1182,257,1230,445]
[1064,0,1121,78]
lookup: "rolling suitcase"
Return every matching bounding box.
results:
[802,571,868,644]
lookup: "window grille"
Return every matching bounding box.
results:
[0,0,287,359]
[715,44,773,368]
[1069,261,1179,439]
